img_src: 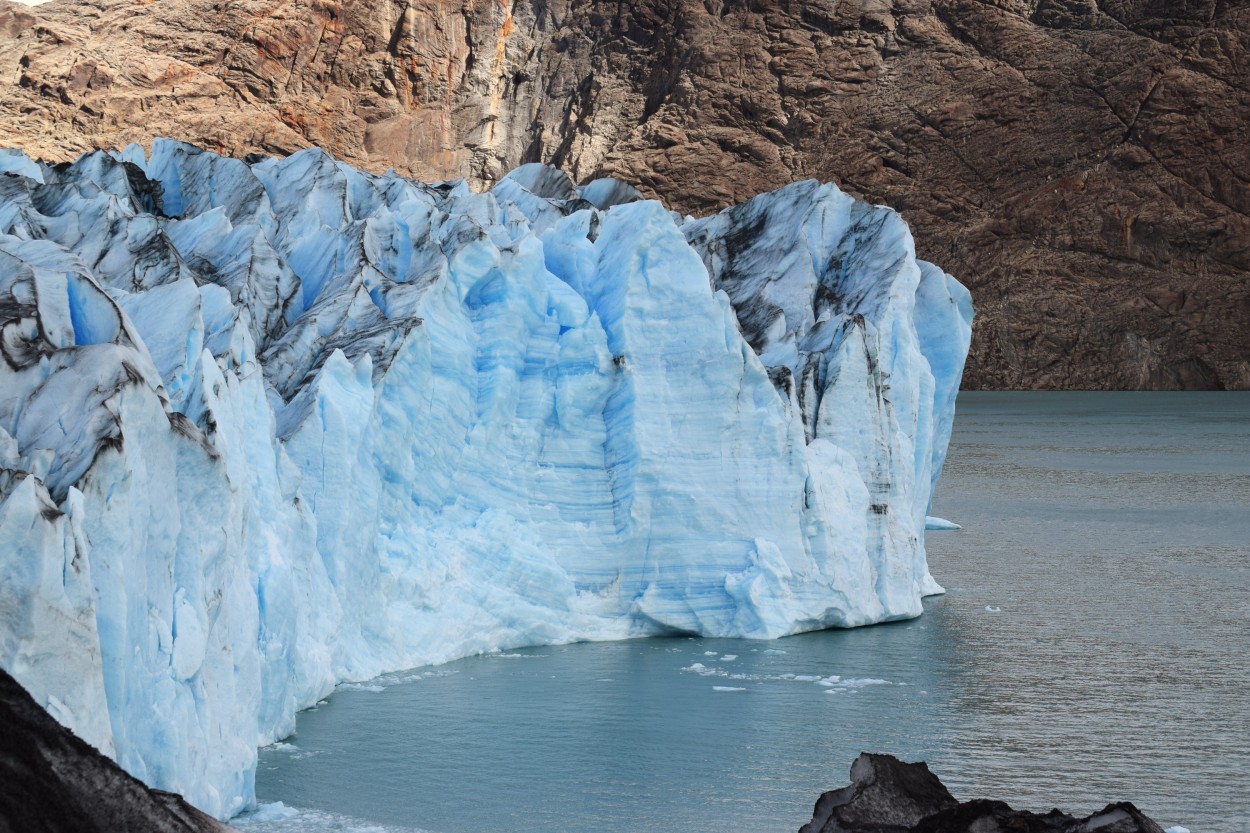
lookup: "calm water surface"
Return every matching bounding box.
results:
[249,393,1250,833]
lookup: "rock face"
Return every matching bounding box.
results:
[0,667,229,833]
[0,0,1245,390]
[801,753,1167,833]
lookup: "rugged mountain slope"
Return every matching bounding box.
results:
[0,0,1246,388]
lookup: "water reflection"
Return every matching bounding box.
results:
[923,392,1250,831]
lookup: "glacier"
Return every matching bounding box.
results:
[0,141,972,819]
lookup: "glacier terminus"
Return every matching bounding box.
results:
[0,141,972,819]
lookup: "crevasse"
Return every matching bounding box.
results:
[0,141,973,819]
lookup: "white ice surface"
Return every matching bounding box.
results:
[247,803,301,822]
[234,806,431,833]
[0,142,971,819]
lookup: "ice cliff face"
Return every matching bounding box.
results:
[0,141,972,819]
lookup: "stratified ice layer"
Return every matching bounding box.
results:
[0,143,972,818]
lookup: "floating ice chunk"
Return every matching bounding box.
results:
[925,516,962,531]
[1164,826,1191,833]
[712,686,747,692]
[233,806,433,833]
[721,654,738,661]
[763,649,786,655]
[248,803,300,822]
[985,606,1003,613]
[288,750,323,760]
[704,651,718,656]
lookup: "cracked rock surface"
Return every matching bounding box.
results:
[0,0,1246,388]
[0,667,230,833]
[800,753,1167,833]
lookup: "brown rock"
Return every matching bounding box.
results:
[0,0,1246,389]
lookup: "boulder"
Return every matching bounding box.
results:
[801,754,1166,833]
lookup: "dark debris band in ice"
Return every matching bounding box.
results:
[0,141,971,818]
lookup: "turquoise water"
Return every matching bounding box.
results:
[249,393,1250,833]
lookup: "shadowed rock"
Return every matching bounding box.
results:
[0,667,230,833]
[801,753,1166,833]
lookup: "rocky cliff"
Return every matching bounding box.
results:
[0,0,1246,388]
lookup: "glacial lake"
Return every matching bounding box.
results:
[243,393,1250,833]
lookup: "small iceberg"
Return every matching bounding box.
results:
[925,516,962,531]
[246,802,300,822]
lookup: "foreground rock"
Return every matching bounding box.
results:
[0,668,229,833]
[0,0,1246,389]
[802,753,1165,833]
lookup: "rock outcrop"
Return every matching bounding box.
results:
[801,753,1167,833]
[0,668,230,833]
[0,0,1246,389]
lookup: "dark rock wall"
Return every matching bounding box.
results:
[1,0,1246,389]
[0,668,229,833]
[801,753,1167,833]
